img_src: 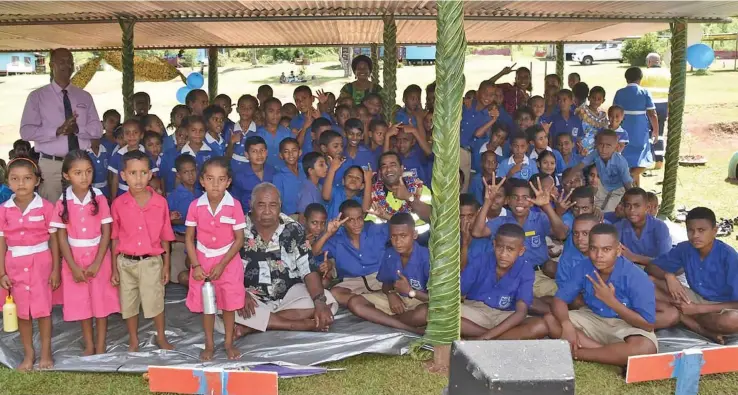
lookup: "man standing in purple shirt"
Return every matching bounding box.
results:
[20,48,103,202]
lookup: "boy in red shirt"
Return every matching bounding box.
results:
[111,150,175,352]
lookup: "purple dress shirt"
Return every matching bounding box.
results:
[20,81,102,156]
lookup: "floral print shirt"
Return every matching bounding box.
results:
[241,213,317,302]
[576,104,609,153]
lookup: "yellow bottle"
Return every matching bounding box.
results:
[3,295,18,332]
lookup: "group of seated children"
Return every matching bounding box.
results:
[4,69,737,371]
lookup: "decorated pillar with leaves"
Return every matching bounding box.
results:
[556,42,565,82]
[371,43,380,83]
[423,0,465,368]
[658,20,688,218]
[208,47,219,102]
[382,14,397,122]
[119,18,135,120]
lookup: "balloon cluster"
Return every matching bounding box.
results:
[176,72,205,103]
[686,43,715,70]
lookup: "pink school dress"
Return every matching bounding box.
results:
[50,187,120,321]
[0,193,56,320]
[184,192,246,313]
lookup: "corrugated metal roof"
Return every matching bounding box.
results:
[0,1,736,51]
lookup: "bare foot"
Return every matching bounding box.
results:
[156,338,174,351]
[128,336,139,352]
[17,354,34,372]
[234,324,254,339]
[424,360,449,376]
[200,347,215,361]
[82,345,95,356]
[225,345,241,360]
[39,353,54,370]
[95,343,107,355]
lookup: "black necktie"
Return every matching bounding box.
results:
[62,89,79,151]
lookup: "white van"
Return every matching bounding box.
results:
[572,42,624,65]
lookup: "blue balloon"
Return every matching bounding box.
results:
[686,43,715,70]
[176,86,192,104]
[186,72,204,89]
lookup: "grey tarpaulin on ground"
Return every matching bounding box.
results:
[0,285,417,372]
[0,284,735,373]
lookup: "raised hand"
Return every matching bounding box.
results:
[394,270,412,295]
[230,130,243,145]
[315,89,329,104]
[487,105,500,120]
[586,271,617,305]
[363,165,374,185]
[527,177,554,207]
[541,122,552,135]
[387,123,400,139]
[367,202,392,221]
[483,176,506,205]
[326,213,349,235]
[319,251,335,279]
[555,189,574,212]
[390,177,413,201]
[501,63,517,75]
[328,156,346,173]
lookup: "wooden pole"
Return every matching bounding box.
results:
[658,20,688,218]
[370,43,380,83]
[382,15,397,121]
[119,18,135,120]
[556,42,565,83]
[208,47,219,101]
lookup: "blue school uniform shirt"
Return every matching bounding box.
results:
[496,155,538,180]
[529,147,566,175]
[326,187,363,220]
[556,256,656,323]
[222,119,236,143]
[345,145,376,170]
[616,215,672,259]
[462,253,534,310]
[232,162,276,212]
[549,111,583,146]
[101,137,118,154]
[460,100,494,148]
[614,83,655,168]
[486,210,551,269]
[255,125,293,169]
[273,165,305,215]
[470,139,505,175]
[376,243,430,295]
[204,132,226,157]
[87,145,110,197]
[394,107,418,127]
[0,184,12,205]
[291,113,333,155]
[323,222,389,278]
[160,148,179,194]
[180,143,214,173]
[581,151,632,192]
[400,147,429,185]
[652,240,738,303]
[108,145,158,196]
[615,126,630,146]
[556,243,590,287]
[297,180,324,214]
[166,184,200,234]
[329,156,354,189]
[561,151,583,170]
[469,173,488,205]
[230,120,259,165]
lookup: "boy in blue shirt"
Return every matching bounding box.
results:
[231,136,275,212]
[160,125,188,194]
[226,94,259,162]
[615,188,671,265]
[343,118,375,169]
[291,85,332,151]
[320,130,353,189]
[312,200,389,306]
[607,105,630,152]
[273,138,304,217]
[555,214,599,302]
[322,164,372,220]
[571,130,634,212]
[385,126,432,185]
[469,151,498,205]
[302,117,334,158]
[496,133,539,180]
[180,115,214,173]
[347,213,429,334]
[460,80,498,148]
[471,178,569,312]
[257,97,294,168]
[108,119,158,198]
[168,155,201,287]
[647,207,738,343]
[203,104,227,156]
[546,223,658,366]
[556,133,582,170]
[527,124,566,174]
[101,109,121,154]
[549,89,583,145]
[213,94,236,139]
[460,194,490,271]
[87,138,110,198]
[297,152,328,221]
[470,123,508,174]
[461,223,549,340]
[395,84,424,129]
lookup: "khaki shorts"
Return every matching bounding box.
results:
[569,308,658,350]
[684,288,737,313]
[461,300,515,328]
[362,292,426,316]
[534,270,558,298]
[117,255,165,319]
[596,183,625,213]
[216,284,338,333]
[334,273,382,294]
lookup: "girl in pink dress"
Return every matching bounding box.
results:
[0,157,60,371]
[51,150,119,356]
[184,157,246,361]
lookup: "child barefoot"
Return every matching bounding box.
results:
[0,158,60,370]
[51,150,119,356]
[184,157,246,361]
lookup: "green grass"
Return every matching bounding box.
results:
[3,354,738,395]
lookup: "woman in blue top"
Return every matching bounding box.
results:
[613,67,659,186]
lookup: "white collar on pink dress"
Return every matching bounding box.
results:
[196,191,235,217]
[4,192,44,216]
[62,186,104,206]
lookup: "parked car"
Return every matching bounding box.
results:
[572,42,623,65]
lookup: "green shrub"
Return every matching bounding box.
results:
[621,33,665,67]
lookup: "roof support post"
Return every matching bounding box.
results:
[119,18,135,120]
[208,47,219,102]
[370,43,380,83]
[556,42,565,83]
[659,19,688,218]
[49,51,53,83]
[423,0,465,370]
[382,14,397,121]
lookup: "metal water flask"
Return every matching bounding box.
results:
[202,278,217,315]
